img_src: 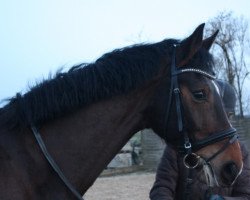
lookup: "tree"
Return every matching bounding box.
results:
[205,12,250,118]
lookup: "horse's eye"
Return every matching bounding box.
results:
[192,90,206,101]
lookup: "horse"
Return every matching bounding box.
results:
[0,24,243,200]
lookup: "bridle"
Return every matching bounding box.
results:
[165,45,238,200]
[165,44,237,158]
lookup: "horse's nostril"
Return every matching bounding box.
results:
[221,162,239,185]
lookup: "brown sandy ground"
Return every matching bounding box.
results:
[84,172,156,200]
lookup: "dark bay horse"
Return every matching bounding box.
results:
[0,24,242,199]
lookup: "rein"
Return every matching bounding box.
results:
[31,126,84,200]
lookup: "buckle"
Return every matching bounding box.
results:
[174,88,180,94]
[184,142,192,149]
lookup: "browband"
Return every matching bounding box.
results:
[173,68,216,80]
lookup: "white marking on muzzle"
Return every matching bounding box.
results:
[231,161,243,186]
[201,159,219,187]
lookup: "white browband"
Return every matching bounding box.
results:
[174,68,216,80]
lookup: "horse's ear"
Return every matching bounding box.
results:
[202,30,219,51]
[176,23,205,67]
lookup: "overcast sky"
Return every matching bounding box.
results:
[0,0,250,106]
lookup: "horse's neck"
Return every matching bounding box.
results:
[38,90,151,194]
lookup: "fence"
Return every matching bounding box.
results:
[232,118,250,150]
[141,129,166,170]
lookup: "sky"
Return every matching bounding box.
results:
[0,0,250,107]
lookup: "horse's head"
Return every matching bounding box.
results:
[148,24,243,187]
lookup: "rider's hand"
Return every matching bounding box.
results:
[209,194,225,200]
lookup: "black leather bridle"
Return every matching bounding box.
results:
[166,45,238,200]
[165,44,238,162]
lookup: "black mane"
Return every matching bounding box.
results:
[0,38,215,130]
[0,40,175,129]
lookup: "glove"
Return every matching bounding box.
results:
[209,194,225,200]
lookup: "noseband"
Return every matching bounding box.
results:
[165,44,237,163]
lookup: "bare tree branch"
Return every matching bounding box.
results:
[205,11,250,118]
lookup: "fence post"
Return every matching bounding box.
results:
[141,129,166,170]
